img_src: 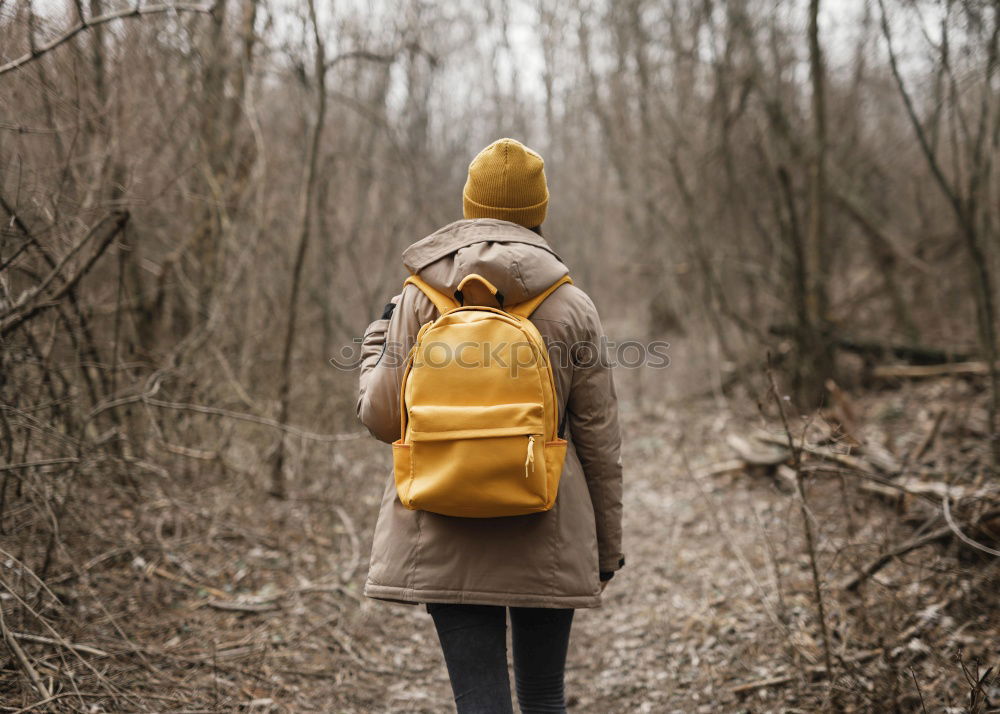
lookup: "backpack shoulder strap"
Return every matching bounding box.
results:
[403,275,459,315]
[508,276,573,319]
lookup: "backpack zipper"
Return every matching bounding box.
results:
[524,435,536,478]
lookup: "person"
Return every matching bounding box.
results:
[356,138,624,714]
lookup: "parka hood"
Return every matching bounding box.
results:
[402,219,569,305]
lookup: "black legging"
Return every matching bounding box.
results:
[426,603,574,714]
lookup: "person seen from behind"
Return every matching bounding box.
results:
[356,138,625,713]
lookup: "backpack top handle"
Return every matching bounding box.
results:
[454,273,504,309]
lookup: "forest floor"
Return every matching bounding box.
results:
[2,380,999,712]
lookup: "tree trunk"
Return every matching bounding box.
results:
[798,0,835,406]
[270,0,328,498]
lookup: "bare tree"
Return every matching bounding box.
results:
[878,0,1000,468]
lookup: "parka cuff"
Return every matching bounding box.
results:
[599,555,625,574]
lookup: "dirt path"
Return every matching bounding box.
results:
[327,400,791,713]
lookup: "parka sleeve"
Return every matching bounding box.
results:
[567,297,625,575]
[356,286,431,444]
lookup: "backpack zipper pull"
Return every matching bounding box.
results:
[524,435,536,478]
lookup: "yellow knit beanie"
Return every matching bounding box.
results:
[463,138,548,228]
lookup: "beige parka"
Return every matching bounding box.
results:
[357,219,624,609]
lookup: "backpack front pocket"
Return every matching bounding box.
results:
[398,403,549,517]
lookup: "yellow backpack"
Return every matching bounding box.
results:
[392,273,571,518]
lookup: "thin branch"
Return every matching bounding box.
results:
[876,0,963,216]
[0,3,215,77]
[1,212,123,322]
[326,49,398,69]
[943,497,1000,557]
[11,631,109,658]
[0,212,129,336]
[90,392,364,443]
[839,523,954,591]
[0,458,81,473]
[325,42,436,70]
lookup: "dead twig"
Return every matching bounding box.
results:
[0,603,50,699]
[765,359,835,681]
[11,631,109,658]
[911,408,948,463]
[146,563,231,599]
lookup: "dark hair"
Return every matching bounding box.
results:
[528,225,543,236]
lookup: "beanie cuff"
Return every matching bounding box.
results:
[463,191,548,229]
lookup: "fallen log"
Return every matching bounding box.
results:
[768,326,972,364]
[754,432,882,473]
[871,362,995,380]
[726,434,789,466]
[693,459,746,480]
[860,441,902,474]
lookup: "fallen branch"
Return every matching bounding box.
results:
[856,478,985,504]
[839,524,954,591]
[693,459,746,480]
[0,602,50,699]
[732,649,886,695]
[840,508,1000,591]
